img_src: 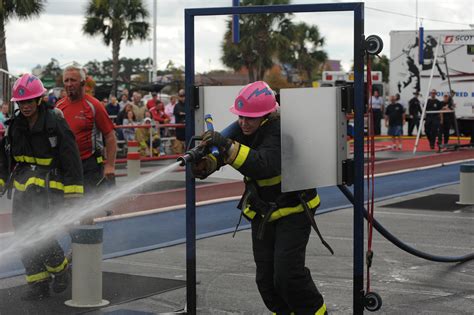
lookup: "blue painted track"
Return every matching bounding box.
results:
[0,163,463,278]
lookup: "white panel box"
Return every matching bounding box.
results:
[280,87,347,192]
[196,86,244,181]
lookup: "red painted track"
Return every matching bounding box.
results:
[0,146,472,234]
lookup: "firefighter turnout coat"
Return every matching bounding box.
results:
[0,107,83,284]
[227,113,320,222]
[0,107,84,198]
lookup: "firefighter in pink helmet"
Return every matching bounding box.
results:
[193,81,328,314]
[0,74,83,300]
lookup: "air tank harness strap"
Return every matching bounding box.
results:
[244,179,278,240]
[298,193,334,255]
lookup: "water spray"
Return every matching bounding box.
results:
[0,161,182,264]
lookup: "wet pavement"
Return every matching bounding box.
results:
[0,145,473,314]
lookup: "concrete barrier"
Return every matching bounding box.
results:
[458,164,474,205]
[127,140,139,153]
[127,152,141,179]
[65,226,109,308]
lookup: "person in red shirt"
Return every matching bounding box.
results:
[57,65,117,195]
[150,100,170,124]
[146,92,158,110]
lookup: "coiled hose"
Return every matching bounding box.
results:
[338,185,474,263]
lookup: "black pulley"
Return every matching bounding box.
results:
[364,291,382,312]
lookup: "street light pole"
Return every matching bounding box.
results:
[152,0,157,82]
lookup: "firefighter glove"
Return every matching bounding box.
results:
[191,154,218,180]
[202,131,232,155]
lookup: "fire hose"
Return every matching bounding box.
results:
[337,184,474,263]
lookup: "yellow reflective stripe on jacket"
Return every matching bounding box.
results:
[243,207,257,220]
[272,303,325,315]
[14,178,84,194]
[269,195,320,222]
[316,303,327,315]
[243,195,320,222]
[13,155,53,166]
[49,181,84,194]
[64,185,84,194]
[231,144,250,169]
[255,175,281,187]
[14,177,46,191]
[45,257,68,273]
[26,271,50,283]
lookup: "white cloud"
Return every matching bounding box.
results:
[4,0,474,76]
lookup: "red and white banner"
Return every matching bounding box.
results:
[442,33,474,45]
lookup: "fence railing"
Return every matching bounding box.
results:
[113,123,185,158]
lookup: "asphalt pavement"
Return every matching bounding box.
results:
[1,183,472,314]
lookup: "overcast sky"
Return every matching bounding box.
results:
[5,0,474,76]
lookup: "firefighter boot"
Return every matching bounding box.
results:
[52,265,70,293]
[21,280,51,301]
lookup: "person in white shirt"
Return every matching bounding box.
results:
[370,89,385,135]
[164,95,177,137]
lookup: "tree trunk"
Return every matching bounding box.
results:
[306,69,313,87]
[247,64,255,82]
[0,17,10,105]
[111,38,121,97]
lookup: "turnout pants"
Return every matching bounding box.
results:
[12,187,67,284]
[251,212,327,315]
[425,117,441,149]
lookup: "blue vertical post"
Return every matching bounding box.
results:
[353,3,365,314]
[184,10,197,315]
[232,0,240,43]
[418,26,424,65]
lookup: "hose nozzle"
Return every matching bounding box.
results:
[177,145,207,166]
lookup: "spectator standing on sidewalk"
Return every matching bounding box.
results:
[173,89,186,154]
[425,89,443,150]
[385,95,406,150]
[370,89,384,135]
[407,92,422,136]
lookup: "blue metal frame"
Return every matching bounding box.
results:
[185,3,365,314]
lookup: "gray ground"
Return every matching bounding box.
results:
[2,184,472,314]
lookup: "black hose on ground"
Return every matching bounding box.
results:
[337,185,474,263]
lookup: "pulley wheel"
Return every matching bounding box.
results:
[364,291,382,312]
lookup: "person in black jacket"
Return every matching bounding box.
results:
[407,92,422,136]
[425,89,443,150]
[0,74,84,300]
[192,81,328,315]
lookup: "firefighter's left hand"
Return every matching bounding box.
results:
[191,155,218,179]
[202,131,232,155]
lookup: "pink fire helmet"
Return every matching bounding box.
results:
[11,74,47,102]
[230,81,278,118]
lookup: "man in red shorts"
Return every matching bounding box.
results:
[57,65,117,195]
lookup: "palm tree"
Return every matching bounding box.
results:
[83,0,149,96]
[221,0,291,82]
[280,22,327,86]
[0,0,45,103]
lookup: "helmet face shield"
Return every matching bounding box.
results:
[11,74,47,102]
[230,81,278,118]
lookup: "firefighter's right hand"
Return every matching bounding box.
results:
[191,155,217,179]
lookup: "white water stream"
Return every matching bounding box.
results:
[0,161,182,263]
